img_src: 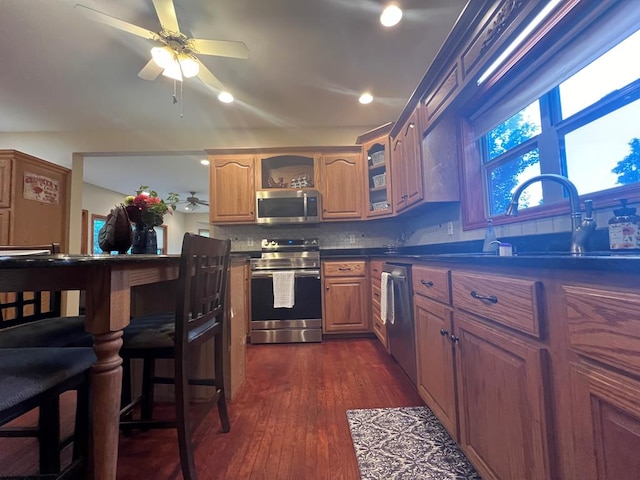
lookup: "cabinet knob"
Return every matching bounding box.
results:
[420,279,434,287]
[470,290,498,304]
[439,328,449,336]
[450,334,459,344]
[325,286,330,291]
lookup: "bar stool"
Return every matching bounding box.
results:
[119,233,231,480]
[0,347,95,478]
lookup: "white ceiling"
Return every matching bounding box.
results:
[1,0,467,213]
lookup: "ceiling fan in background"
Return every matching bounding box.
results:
[75,0,248,98]
[180,191,209,211]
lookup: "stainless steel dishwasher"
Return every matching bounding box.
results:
[382,262,417,386]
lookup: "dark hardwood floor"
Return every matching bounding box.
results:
[0,338,423,479]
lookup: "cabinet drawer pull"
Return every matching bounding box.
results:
[338,267,353,271]
[420,279,434,287]
[470,290,498,304]
[439,328,449,336]
[450,334,459,344]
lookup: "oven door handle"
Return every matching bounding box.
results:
[251,270,320,278]
[303,191,308,221]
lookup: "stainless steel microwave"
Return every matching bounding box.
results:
[256,189,321,224]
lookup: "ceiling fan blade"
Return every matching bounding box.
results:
[195,59,225,91]
[152,0,180,33]
[137,59,163,81]
[75,5,158,41]
[196,199,209,206]
[190,39,249,59]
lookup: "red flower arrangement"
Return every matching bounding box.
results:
[124,186,179,227]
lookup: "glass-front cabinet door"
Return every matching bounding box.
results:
[358,123,393,218]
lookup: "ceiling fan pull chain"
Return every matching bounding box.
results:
[180,81,183,118]
[172,79,178,104]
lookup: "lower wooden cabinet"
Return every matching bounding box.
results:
[322,260,369,333]
[414,295,457,439]
[563,282,640,479]
[569,361,640,479]
[369,259,387,348]
[455,311,551,480]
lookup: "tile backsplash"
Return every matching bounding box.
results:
[213,217,406,252]
[211,200,639,252]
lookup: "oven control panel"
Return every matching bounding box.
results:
[261,238,319,250]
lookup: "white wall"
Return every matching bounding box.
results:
[0,127,369,169]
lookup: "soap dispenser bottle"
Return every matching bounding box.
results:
[482,219,499,253]
[608,199,640,250]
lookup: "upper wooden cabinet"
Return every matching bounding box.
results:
[421,110,461,203]
[256,152,318,190]
[0,159,11,208]
[319,150,363,220]
[0,150,70,250]
[357,123,394,218]
[209,154,256,224]
[391,107,424,213]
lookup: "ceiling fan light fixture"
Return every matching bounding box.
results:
[218,91,234,103]
[178,54,199,78]
[162,61,183,81]
[151,46,175,69]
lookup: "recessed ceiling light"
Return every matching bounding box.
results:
[359,93,373,104]
[380,5,403,27]
[218,91,234,103]
[200,159,210,166]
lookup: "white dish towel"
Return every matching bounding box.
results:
[380,272,395,325]
[272,271,295,308]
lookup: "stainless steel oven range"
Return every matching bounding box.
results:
[250,238,322,343]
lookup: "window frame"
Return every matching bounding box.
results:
[91,214,107,254]
[460,2,640,230]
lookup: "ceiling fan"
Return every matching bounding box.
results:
[181,191,209,210]
[75,0,248,93]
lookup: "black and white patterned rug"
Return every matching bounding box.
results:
[346,406,481,480]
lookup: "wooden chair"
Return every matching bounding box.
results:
[119,233,232,480]
[0,347,94,478]
[0,243,94,477]
[0,244,91,348]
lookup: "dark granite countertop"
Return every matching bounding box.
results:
[0,253,178,268]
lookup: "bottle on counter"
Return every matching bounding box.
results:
[482,219,499,253]
[608,199,640,250]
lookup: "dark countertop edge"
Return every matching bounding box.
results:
[0,254,178,268]
[230,248,639,273]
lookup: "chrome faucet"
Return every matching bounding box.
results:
[505,174,596,254]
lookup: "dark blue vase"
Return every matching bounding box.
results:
[132,223,157,254]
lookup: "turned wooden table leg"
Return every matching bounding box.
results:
[92,330,124,480]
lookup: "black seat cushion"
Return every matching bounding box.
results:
[123,312,175,349]
[0,347,96,413]
[0,316,92,348]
